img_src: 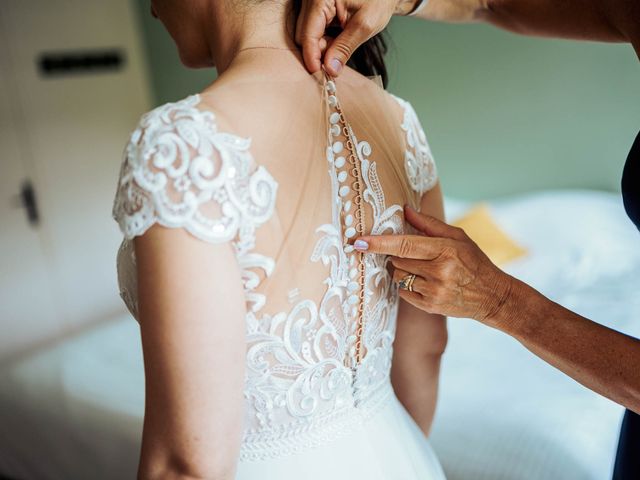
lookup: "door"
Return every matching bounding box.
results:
[0,0,152,359]
[0,36,63,360]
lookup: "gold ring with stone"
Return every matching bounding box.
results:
[398,273,417,292]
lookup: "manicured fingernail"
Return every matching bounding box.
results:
[330,58,342,74]
[354,239,369,251]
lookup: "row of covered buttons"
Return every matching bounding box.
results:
[325,79,364,322]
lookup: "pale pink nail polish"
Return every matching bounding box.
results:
[330,58,342,74]
[354,239,369,251]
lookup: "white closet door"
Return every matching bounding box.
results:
[0,0,151,351]
[0,43,64,361]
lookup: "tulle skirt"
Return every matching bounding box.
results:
[236,392,446,479]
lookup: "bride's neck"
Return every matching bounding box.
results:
[212,2,301,75]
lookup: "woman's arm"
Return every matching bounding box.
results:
[296,0,639,76]
[356,209,640,414]
[134,225,246,479]
[391,183,448,436]
[495,275,640,413]
[416,0,633,43]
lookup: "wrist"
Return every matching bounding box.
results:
[486,275,546,339]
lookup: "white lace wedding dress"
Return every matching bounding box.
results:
[112,68,446,479]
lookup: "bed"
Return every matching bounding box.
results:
[1,189,638,480]
[432,190,640,480]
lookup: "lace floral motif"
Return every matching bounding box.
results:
[392,95,438,194]
[335,91,404,404]
[112,94,277,248]
[113,84,438,462]
[239,80,421,459]
[112,94,277,317]
[240,78,386,456]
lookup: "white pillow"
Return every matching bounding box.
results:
[445,190,640,298]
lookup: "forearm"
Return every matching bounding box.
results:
[138,454,236,480]
[391,295,446,436]
[494,276,640,413]
[137,413,240,480]
[408,0,630,43]
[391,352,443,436]
[407,0,486,23]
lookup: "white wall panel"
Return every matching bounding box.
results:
[0,0,151,358]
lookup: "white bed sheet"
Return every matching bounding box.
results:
[431,190,640,480]
[0,189,637,480]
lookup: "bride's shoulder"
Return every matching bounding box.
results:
[120,90,254,179]
[386,92,420,124]
[385,92,431,143]
[113,92,277,242]
[337,67,422,127]
[128,92,239,143]
[385,92,438,194]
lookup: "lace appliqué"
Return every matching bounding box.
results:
[238,78,405,461]
[112,94,277,317]
[392,95,438,194]
[113,86,429,463]
[334,91,403,404]
[112,94,277,248]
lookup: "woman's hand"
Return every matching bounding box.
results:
[354,204,516,326]
[295,0,415,75]
[357,207,640,414]
[295,0,639,71]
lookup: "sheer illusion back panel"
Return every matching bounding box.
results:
[196,69,423,315]
[112,66,439,460]
[200,70,430,433]
[176,71,414,320]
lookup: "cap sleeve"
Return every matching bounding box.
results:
[392,95,439,195]
[111,95,278,245]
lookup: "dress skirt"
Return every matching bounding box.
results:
[235,391,446,480]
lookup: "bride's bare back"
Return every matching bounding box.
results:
[113,48,446,478]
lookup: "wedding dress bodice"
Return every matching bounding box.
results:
[112,71,437,461]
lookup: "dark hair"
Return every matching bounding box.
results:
[349,33,388,88]
[291,1,389,88]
